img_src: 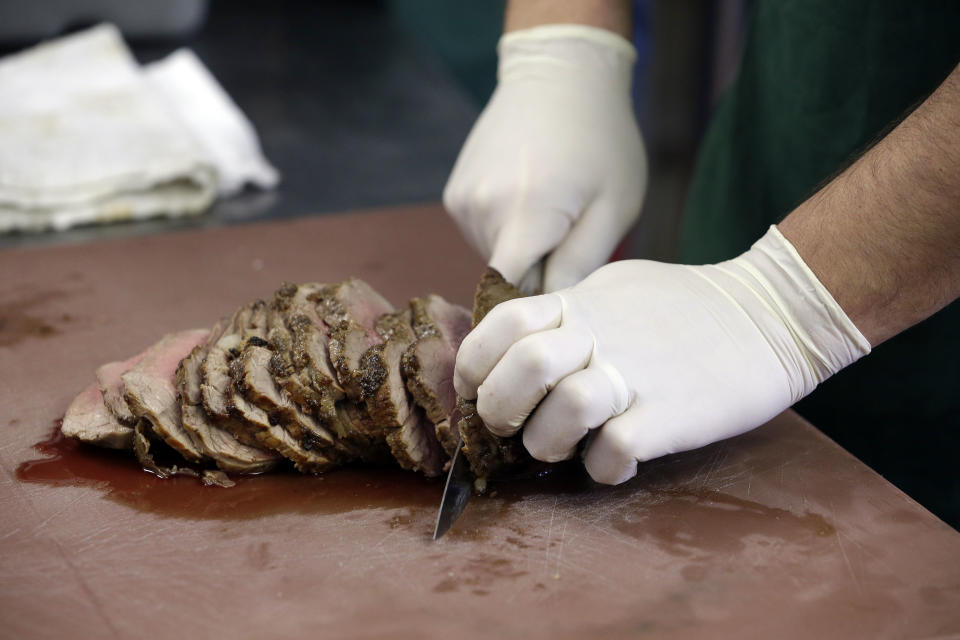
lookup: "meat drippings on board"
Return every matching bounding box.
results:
[60,279,471,483]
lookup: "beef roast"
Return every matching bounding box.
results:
[456,268,530,482]
[96,348,149,425]
[234,340,360,465]
[266,283,343,415]
[199,300,336,474]
[256,283,374,457]
[63,272,532,486]
[359,309,445,477]
[402,295,472,457]
[121,329,211,462]
[313,279,394,400]
[200,303,259,425]
[61,382,134,449]
[177,319,280,475]
[228,389,336,474]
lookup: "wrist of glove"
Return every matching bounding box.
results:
[444,24,646,293]
[454,226,871,484]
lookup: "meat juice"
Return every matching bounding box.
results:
[18,420,442,520]
[16,421,591,523]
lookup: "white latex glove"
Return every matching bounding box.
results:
[454,226,872,484]
[443,25,647,293]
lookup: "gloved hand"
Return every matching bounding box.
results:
[454,226,872,484]
[443,25,647,293]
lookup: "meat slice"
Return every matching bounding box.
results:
[61,382,134,449]
[200,300,335,474]
[177,320,280,475]
[401,295,472,457]
[255,283,373,457]
[200,304,257,423]
[234,340,360,464]
[266,283,343,413]
[456,268,529,481]
[360,309,445,477]
[312,279,394,401]
[228,388,336,474]
[96,348,149,425]
[121,329,211,462]
[198,302,275,446]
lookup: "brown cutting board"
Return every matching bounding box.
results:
[1,204,958,640]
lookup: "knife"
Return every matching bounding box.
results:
[433,438,474,540]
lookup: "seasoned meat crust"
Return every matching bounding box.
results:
[313,279,394,401]
[177,320,280,474]
[360,309,446,477]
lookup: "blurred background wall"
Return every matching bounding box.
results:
[0,0,748,256]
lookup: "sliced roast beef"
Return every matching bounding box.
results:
[387,405,444,477]
[233,341,359,464]
[456,268,529,481]
[61,382,134,449]
[256,283,372,457]
[96,348,149,425]
[63,273,529,485]
[357,309,446,476]
[121,328,211,462]
[282,283,343,402]
[198,301,275,444]
[228,389,336,474]
[267,283,343,413]
[177,319,280,475]
[265,303,316,413]
[312,279,394,401]
[200,304,255,423]
[198,299,336,474]
[402,295,472,457]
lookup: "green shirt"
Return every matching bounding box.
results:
[680,1,960,526]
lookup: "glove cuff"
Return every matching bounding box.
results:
[497,24,636,87]
[733,226,872,388]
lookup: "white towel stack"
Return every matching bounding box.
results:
[0,24,279,233]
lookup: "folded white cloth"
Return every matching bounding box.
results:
[0,24,278,233]
[145,48,279,198]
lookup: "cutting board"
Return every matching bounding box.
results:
[1,204,958,640]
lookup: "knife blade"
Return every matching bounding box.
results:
[433,438,474,540]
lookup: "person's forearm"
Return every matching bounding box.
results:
[504,0,632,38]
[778,63,960,346]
